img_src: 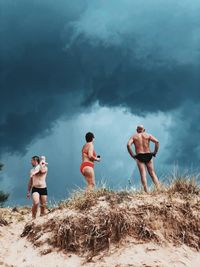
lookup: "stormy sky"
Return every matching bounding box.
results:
[0,0,200,205]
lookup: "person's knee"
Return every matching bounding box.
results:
[147,167,154,175]
[149,170,155,177]
[40,203,46,208]
[88,179,95,187]
[141,174,146,180]
[33,202,39,208]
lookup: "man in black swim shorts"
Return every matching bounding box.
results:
[127,125,160,192]
[27,156,48,218]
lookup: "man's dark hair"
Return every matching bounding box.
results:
[85,132,94,142]
[32,156,40,164]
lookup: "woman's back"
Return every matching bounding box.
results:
[82,143,96,162]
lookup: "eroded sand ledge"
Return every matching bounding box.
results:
[0,186,200,267]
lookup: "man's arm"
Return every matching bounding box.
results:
[127,137,136,159]
[149,135,159,156]
[40,165,48,174]
[30,165,41,177]
[27,177,33,199]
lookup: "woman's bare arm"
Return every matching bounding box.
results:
[88,144,100,161]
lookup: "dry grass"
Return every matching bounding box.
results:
[167,177,199,196]
[59,187,132,211]
[20,177,200,259]
[0,206,31,225]
[0,215,8,226]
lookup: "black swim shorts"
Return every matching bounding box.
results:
[32,187,48,196]
[135,153,153,163]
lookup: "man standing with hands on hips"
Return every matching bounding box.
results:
[127,125,160,193]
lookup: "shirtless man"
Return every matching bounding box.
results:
[127,125,160,192]
[27,156,48,218]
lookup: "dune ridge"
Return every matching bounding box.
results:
[0,178,200,267]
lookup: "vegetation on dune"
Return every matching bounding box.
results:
[0,162,9,208]
[0,191,9,208]
[21,176,200,259]
[0,162,3,171]
[0,213,9,226]
[168,177,199,196]
[58,187,132,211]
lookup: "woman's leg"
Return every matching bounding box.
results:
[83,166,95,192]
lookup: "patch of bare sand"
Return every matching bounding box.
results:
[0,213,82,267]
[1,218,200,267]
[0,214,199,267]
[90,241,200,267]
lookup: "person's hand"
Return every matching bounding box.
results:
[152,152,156,157]
[26,192,31,199]
[133,155,137,160]
[96,155,101,162]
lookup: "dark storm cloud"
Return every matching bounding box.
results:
[166,102,200,166]
[0,0,200,164]
[0,0,87,153]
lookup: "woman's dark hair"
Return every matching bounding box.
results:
[85,132,94,142]
[32,156,40,164]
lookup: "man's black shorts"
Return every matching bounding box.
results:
[32,187,48,196]
[135,153,153,163]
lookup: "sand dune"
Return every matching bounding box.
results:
[0,186,200,267]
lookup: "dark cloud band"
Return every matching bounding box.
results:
[1,0,200,166]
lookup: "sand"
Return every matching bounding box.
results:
[0,210,199,267]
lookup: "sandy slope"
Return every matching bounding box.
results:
[0,212,81,267]
[0,208,199,267]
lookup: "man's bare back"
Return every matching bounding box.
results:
[127,125,160,192]
[132,132,153,154]
[127,125,159,160]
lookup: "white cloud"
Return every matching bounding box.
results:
[1,105,172,205]
[67,0,200,64]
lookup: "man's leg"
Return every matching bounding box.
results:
[136,160,148,192]
[32,192,40,219]
[146,160,160,189]
[40,195,47,216]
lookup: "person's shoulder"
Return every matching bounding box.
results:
[132,133,139,139]
[144,132,151,137]
[87,142,93,147]
[146,133,154,139]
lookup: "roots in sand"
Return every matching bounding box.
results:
[21,180,200,258]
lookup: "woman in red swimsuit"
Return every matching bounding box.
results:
[80,132,100,191]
